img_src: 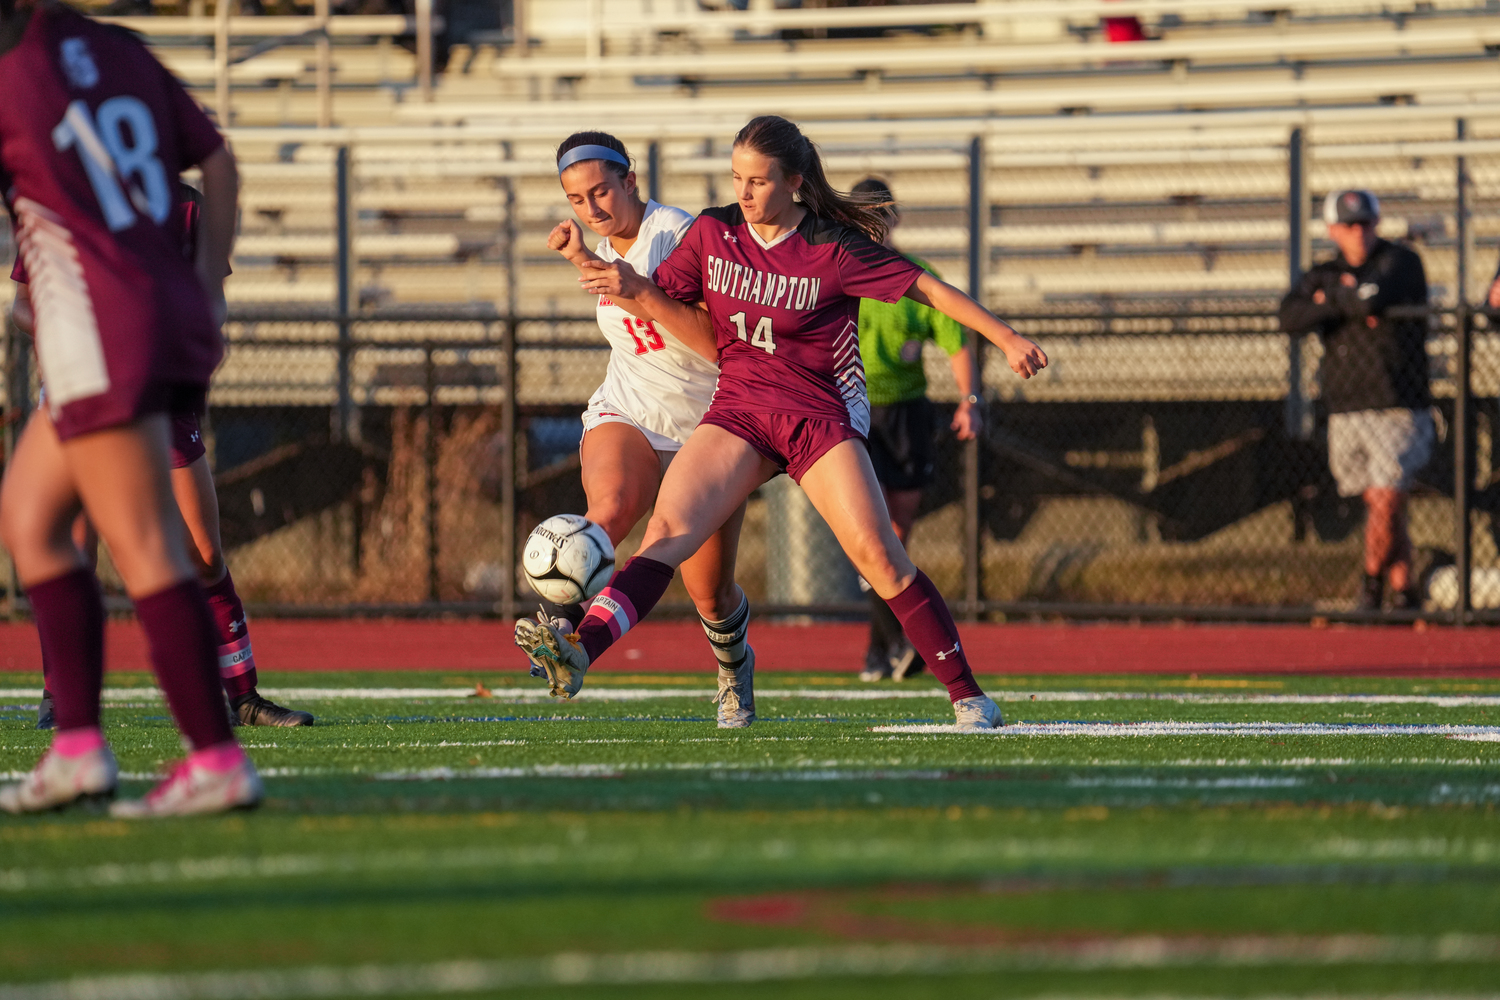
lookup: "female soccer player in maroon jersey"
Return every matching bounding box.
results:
[10,194,313,730]
[516,116,1046,729]
[0,0,261,814]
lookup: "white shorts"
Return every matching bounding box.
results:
[1327,407,1435,496]
[582,387,683,453]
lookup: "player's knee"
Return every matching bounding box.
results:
[190,543,225,584]
[586,496,643,545]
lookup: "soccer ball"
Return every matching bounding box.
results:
[522,514,615,605]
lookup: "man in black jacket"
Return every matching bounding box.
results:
[1280,190,1432,611]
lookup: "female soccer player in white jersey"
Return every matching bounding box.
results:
[516,116,1047,729]
[536,131,755,728]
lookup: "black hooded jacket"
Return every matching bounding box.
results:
[1278,239,1430,415]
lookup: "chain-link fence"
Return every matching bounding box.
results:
[3,120,1499,622]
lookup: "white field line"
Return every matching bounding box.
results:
[6,687,1500,706]
[1,939,1498,999]
[872,722,1500,737]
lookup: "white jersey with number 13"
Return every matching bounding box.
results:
[590,200,719,449]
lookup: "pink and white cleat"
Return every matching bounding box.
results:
[0,746,119,813]
[110,750,263,818]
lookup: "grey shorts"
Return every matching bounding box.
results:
[1327,407,1434,496]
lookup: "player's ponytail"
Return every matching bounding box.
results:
[733,115,889,243]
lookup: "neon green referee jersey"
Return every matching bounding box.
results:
[858,253,968,407]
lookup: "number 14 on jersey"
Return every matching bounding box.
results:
[729,312,776,354]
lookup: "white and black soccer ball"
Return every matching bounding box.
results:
[522,514,615,605]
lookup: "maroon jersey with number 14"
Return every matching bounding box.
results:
[652,204,923,437]
[0,3,225,439]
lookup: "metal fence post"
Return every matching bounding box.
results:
[500,142,519,621]
[214,0,231,126]
[417,0,434,103]
[1454,118,1473,624]
[315,0,332,128]
[500,316,518,621]
[1285,126,1313,441]
[647,141,661,205]
[964,134,985,621]
[334,145,353,445]
[425,343,440,603]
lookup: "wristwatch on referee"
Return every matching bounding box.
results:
[961,393,984,408]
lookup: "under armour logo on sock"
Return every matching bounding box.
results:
[934,642,961,661]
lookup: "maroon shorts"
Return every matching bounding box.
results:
[40,380,207,460]
[700,408,864,483]
[169,410,206,469]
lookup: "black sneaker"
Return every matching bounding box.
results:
[858,646,892,682]
[889,640,926,682]
[231,692,314,727]
[36,689,55,731]
[1357,572,1384,611]
[1389,585,1423,611]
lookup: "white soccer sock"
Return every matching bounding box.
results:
[699,592,750,670]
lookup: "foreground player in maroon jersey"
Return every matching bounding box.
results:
[516,116,1046,729]
[10,194,313,730]
[0,0,261,814]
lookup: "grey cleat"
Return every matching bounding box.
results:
[35,689,55,730]
[232,692,314,727]
[858,646,892,683]
[515,616,591,698]
[952,694,1002,730]
[0,746,118,814]
[713,645,756,729]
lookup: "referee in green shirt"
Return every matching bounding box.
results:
[853,178,984,682]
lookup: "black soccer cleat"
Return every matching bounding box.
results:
[231,692,314,727]
[35,689,55,731]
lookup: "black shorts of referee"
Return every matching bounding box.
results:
[867,397,937,492]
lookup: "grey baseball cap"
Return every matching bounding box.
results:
[1323,189,1381,225]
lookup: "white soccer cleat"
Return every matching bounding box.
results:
[952,694,1002,731]
[515,616,591,699]
[110,754,262,819]
[0,746,118,814]
[713,645,756,729]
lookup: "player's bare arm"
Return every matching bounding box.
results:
[579,258,717,363]
[548,218,604,270]
[949,341,982,440]
[906,271,1047,379]
[196,145,238,327]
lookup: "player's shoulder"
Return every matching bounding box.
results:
[798,212,904,267]
[698,204,746,228]
[646,201,694,231]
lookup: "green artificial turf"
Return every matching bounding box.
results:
[1,671,1499,999]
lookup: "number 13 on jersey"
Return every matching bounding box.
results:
[729,312,776,354]
[622,317,665,355]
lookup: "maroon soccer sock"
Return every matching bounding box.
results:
[885,570,984,703]
[26,568,105,731]
[134,580,236,751]
[575,556,675,663]
[203,570,257,700]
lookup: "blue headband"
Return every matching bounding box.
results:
[558,144,630,174]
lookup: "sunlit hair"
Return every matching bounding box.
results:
[733,115,888,242]
[555,131,633,182]
[851,177,898,229]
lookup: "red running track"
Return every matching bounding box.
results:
[0,619,1496,677]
